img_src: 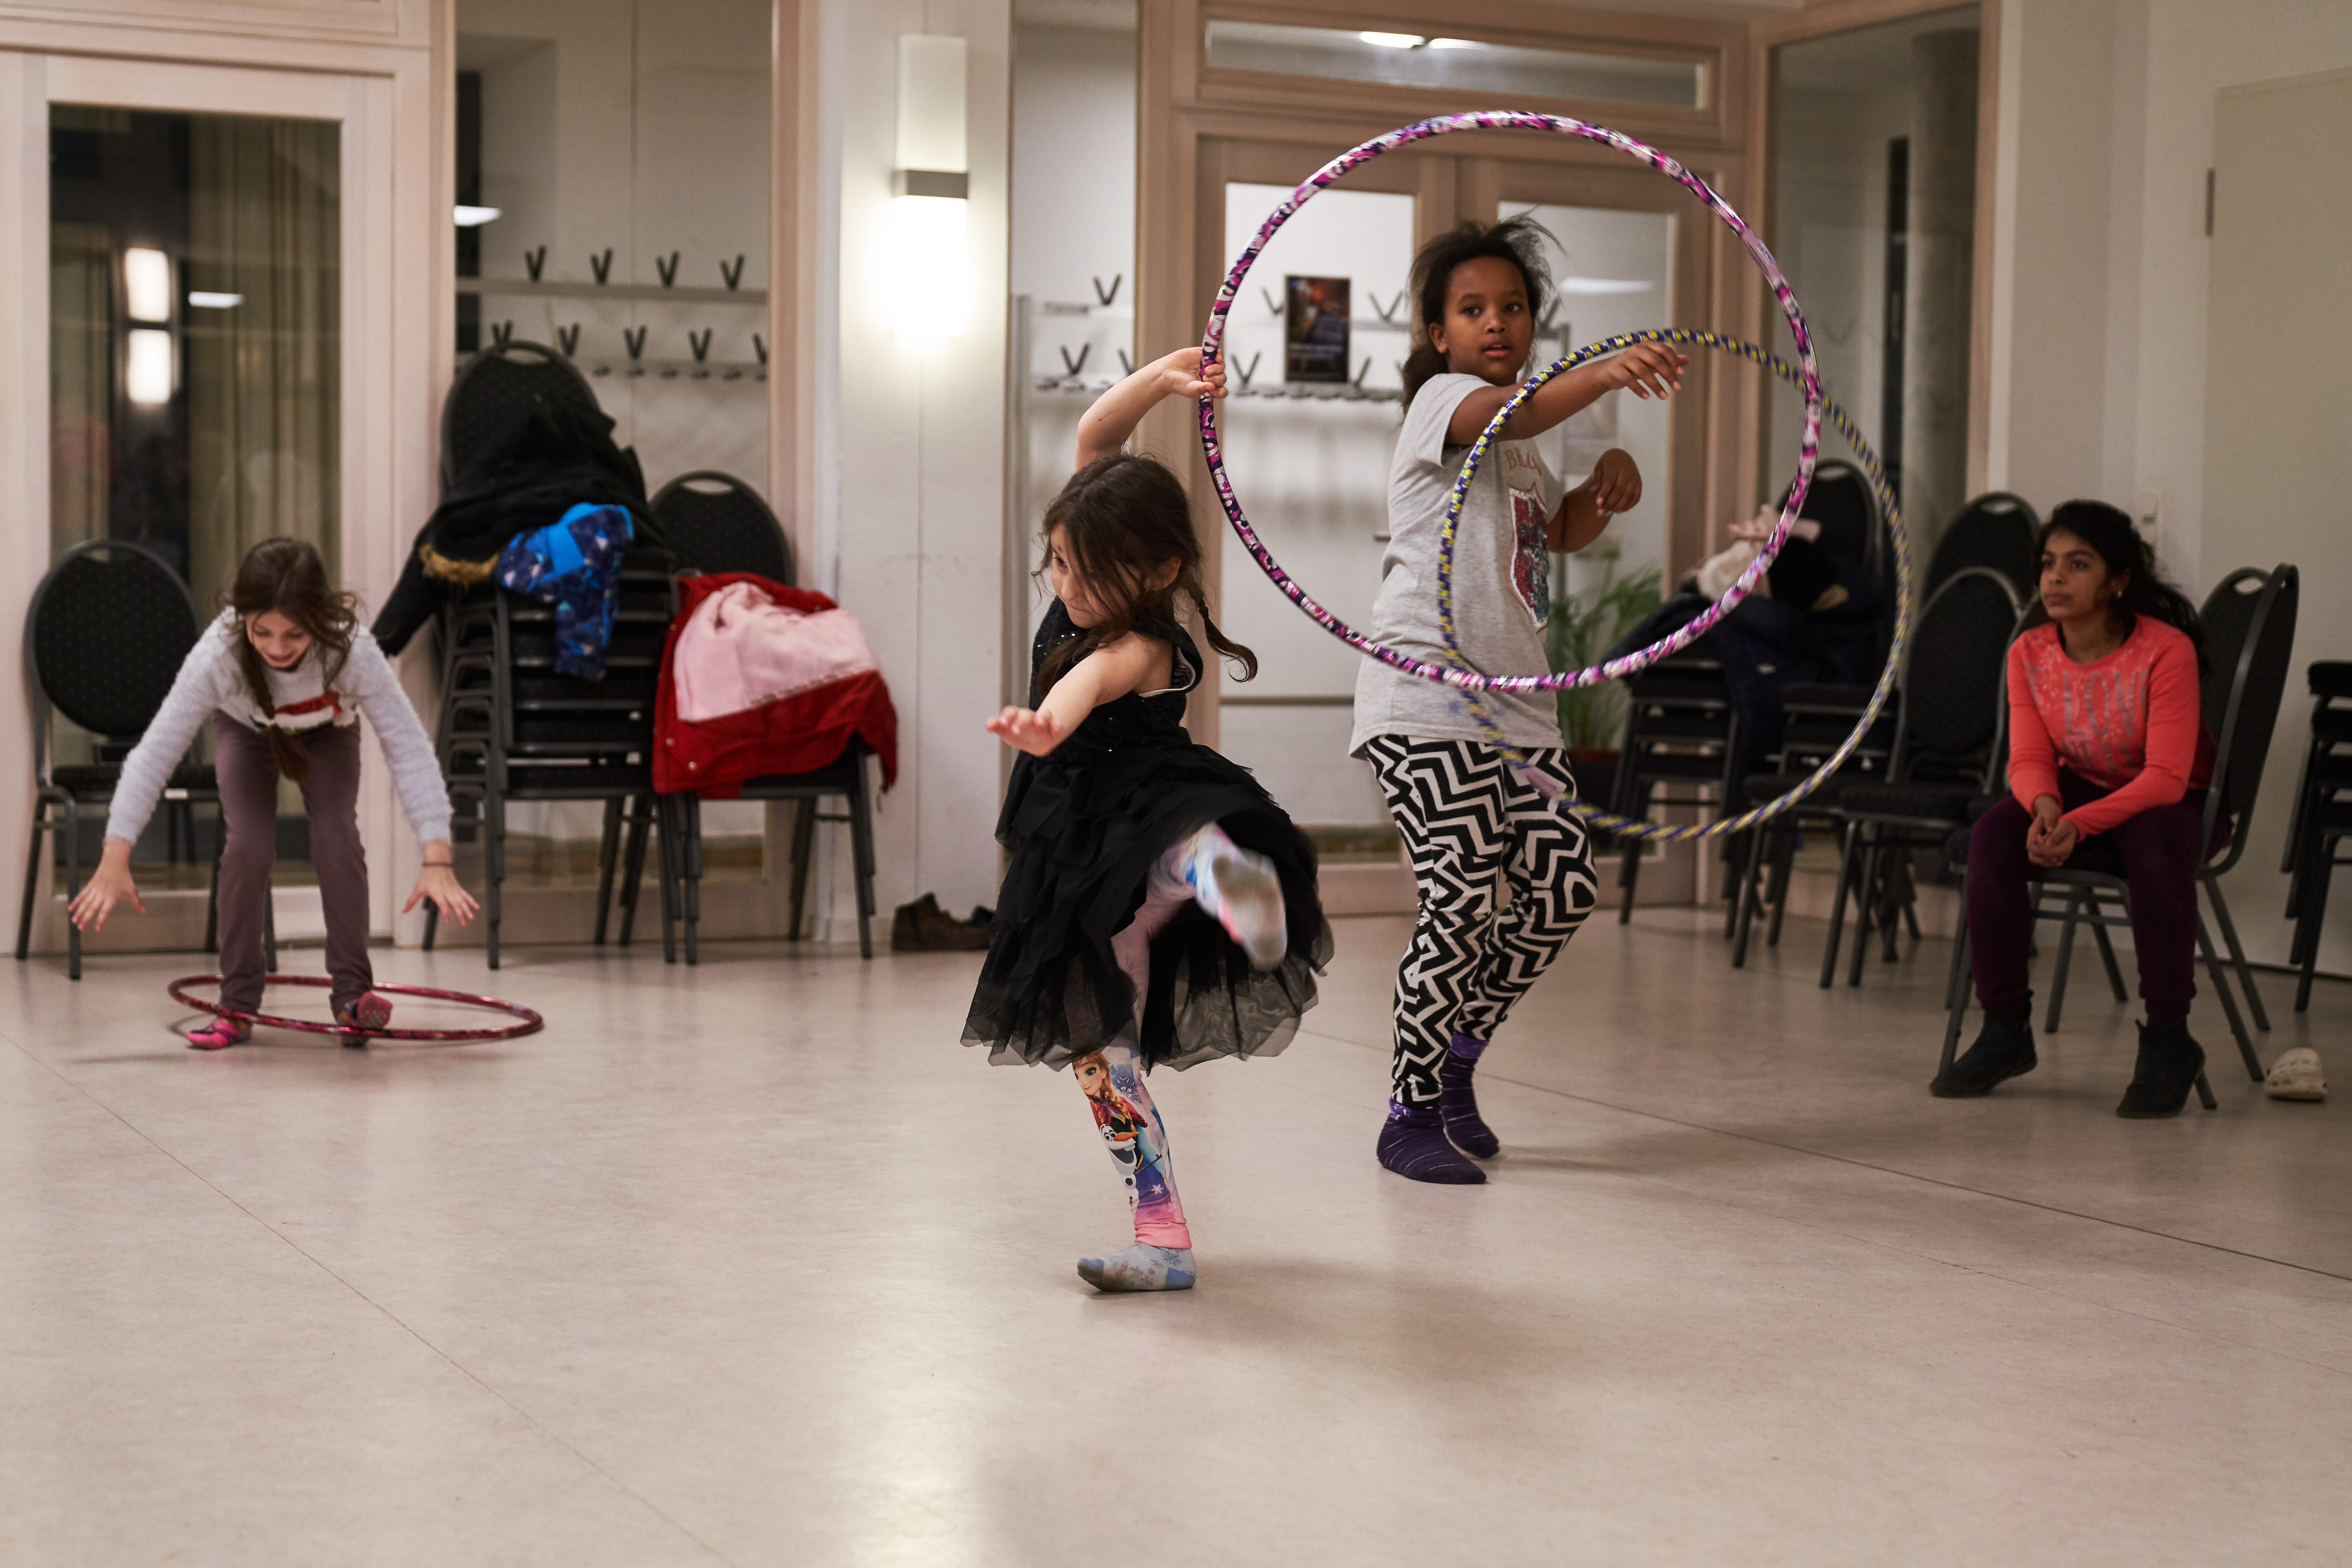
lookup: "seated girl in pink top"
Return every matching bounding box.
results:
[1934,501,2220,1118]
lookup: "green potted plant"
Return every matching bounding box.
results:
[1546,543,1662,813]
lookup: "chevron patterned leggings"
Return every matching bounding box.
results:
[1363,736,1600,1107]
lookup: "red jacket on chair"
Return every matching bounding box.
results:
[653,572,899,796]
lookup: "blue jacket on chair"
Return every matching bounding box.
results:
[496,502,634,680]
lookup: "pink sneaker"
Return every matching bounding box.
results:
[186,1020,250,1051]
[335,991,393,1038]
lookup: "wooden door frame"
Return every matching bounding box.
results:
[1137,0,1755,745]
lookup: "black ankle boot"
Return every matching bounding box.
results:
[2117,1017,2207,1119]
[1931,1005,2038,1098]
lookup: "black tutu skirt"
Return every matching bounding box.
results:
[962,601,1330,1072]
[962,738,1331,1071]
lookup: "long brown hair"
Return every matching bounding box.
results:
[227,537,359,783]
[1037,454,1258,690]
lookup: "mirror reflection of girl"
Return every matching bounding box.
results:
[1935,502,2221,1117]
[68,537,476,1046]
[1354,217,1686,1183]
[964,348,1332,1294]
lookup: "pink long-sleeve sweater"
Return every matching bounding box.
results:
[2005,617,2214,838]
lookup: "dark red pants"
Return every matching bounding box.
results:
[1966,771,2213,1021]
[214,717,373,1016]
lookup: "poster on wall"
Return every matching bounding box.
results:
[1284,275,1350,384]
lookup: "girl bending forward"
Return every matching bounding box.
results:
[69,538,477,1044]
[965,349,1331,1293]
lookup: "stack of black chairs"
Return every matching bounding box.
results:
[422,341,673,968]
[2282,662,2352,1010]
[16,540,223,980]
[650,470,879,964]
[1610,656,1739,922]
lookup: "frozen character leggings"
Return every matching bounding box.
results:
[214,716,374,1017]
[1363,736,1600,1107]
[1073,847,1196,1247]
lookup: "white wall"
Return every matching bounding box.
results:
[811,0,1012,929]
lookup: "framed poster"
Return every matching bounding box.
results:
[1284,275,1350,384]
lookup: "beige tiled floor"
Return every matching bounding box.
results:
[4,910,2346,1565]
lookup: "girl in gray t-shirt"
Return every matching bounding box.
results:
[1358,216,1685,1185]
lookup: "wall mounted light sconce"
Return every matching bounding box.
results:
[123,246,174,406]
[454,205,502,227]
[889,33,970,342]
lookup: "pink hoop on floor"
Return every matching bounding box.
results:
[167,974,544,1043]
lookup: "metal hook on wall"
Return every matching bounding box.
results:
[590,249,614,285]
[720,254,746,290]
[1117,348,1134,374]
[1092,273,1123,307]
[524,246,547,282]
[752,333,768,365]
[1260,287,1285,319]
[490,319,514,346]
[623,325,648,360]
[689,328,713,363]
[1234,350,1262,391]
[1370,290,1407,325]
[656,252,681,288]
[1058,343,1092,379]
[555,323,580,357]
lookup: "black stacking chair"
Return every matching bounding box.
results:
[2283,662,2352,1010]
[1610,656,1737,922]
[644,481,878,964]
[1924,492,2041,602]
[1938,565,2300,1093]
[440,339,601,492]
[1818,567,2025,988]
[425,544,677,968]
[17,541,223,980]
[1727,681,1901,965]
[651,471,794,584]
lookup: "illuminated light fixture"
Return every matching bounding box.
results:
[187,291,243,309]
[454,205,502,227]
[126,328,173,405]
[124,246,172,322]
[1428,38,1479,49]
[1557,276,1654,295]
[890,34,970,341]
[1359,31,1424,48]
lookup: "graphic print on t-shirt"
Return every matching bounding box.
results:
[1503,443,1549,626]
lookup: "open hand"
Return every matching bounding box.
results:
[1156,347,1227,402]
[986,705,1070,758]
[1583,448,1644,514]
[1594,342,1686,400]
[403,863,480,926]
[67,850,145,933]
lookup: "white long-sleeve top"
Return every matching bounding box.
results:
[105,610,454,846]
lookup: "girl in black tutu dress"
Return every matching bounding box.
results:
[965,347,1330,1294]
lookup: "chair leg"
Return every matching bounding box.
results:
[1722,829,1748,940]
[656,796,681,965]
[1765,828,1797,947]
[2202,875,2270,1032]
[1820,820,1860,989]
[1940,905,1973,1076]
[485,787,505,971]
[2294,838,2336,1012]
[848,768,878,961]
[2194,911,2262,1081]
[64,797,82,982]
[1847,834,1880,988]
[617,797,652,948]
[1617,833,1643,925]
[681,796,702,967]
[1731,824,1768,968]
[787,798,817,941]
[2047,890,2082,1034]
[17,799,47,962]
[593,797,623,947]
[2194,1071,2217,1110]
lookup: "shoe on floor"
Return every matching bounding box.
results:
[2117,1017,2207,1119]
[186,1020,250,1051]
[2265,1047,2328,1102]
[891,893,993,952]
[1077,1243,1195,1292]
[1931,1007,2037,1098]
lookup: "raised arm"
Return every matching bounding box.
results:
[1444,342,1687,446]
[986,635,1165,758]
[1075,348,1227,469]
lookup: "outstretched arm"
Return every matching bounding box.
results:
[1075,348,1227,469]
[987,635,1164,758]
[1444,343,1687,446]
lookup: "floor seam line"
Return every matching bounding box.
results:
[7,1032,740,1567]
[1289,1024,2352,1285]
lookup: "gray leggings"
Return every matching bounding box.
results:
[214,716,372,1015]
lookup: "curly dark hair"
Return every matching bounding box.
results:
[1400,215,1554,409]
[2025,500,2207,673]
[1036,454,1257,690]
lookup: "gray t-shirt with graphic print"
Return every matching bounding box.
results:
[1350,372,1570,755]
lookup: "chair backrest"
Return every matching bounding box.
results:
[2198,568,2270,739]
[441,340,602,492]
[24,539,204,776]
[2200,564,2300,871]
[1893,565,2023,781]
[1780,459,1882,570]
[650,470,794,583]
[1925,490,2041,601]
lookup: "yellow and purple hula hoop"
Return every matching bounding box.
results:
[1197,111,1908,844]
[168,974,545,1043]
